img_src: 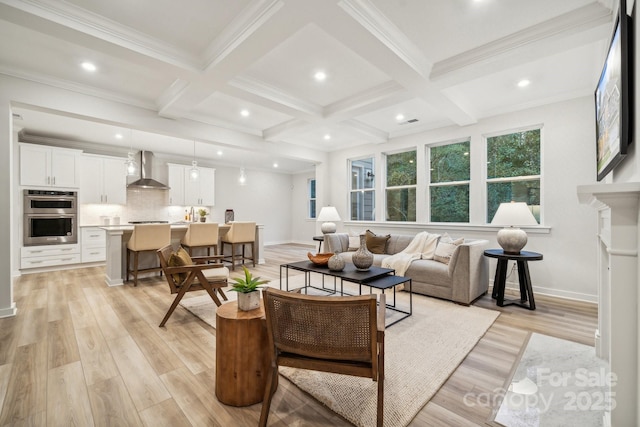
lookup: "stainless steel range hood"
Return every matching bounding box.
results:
[127,151,170,189]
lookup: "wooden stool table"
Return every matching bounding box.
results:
[215,300,274,406]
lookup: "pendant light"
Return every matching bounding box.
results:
[190,140,199,181]
[125,129,137,176]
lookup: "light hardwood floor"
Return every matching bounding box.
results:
[0,243,597,426]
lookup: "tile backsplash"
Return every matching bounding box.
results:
[79,189,210,225]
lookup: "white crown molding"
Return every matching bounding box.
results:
[156,78,191,116]
[338,0,431,79]
[431,2,612,80]
[324,80,408,118]
[0,64,156,110]
[263,118,312,141]
[0,0,201,71]
[184,111,263,137]
[340,119,388,143]
[201,0,284,71]
[229,75,323,117]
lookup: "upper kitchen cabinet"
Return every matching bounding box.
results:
[167,163,215,206]
[80,154,127,205]
[20,143,81,188]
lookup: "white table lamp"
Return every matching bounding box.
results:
[491,201,538,254]
[317,206,341,234]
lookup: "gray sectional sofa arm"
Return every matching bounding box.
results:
[323,232,489,305]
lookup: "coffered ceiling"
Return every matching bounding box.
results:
[0,0,614,173]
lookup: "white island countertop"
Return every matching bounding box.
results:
[102,223,264,286]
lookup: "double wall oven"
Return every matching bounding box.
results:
[23,190,77,246]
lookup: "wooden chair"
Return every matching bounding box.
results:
[181,222,219,256]
[156,245,229,327]
[126,224,171,286]
[221,221,256,270]
[259,287,385,427]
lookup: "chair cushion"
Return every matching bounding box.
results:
[203,266,230,281]
[168,247,193,283]
[365,230,390,254]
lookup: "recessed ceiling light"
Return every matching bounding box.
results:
[273,162,278,168]
[314,71,327,81]
[240,109,250,117]
[81,61,97,72]
[396,114,405,121]
[217,150,223,156]
[324,134,331,140]
[115,133,123,140]
[517,79,531,88]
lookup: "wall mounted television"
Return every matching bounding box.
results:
[595,0,633,181]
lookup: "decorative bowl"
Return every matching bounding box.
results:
[307,252,334,266]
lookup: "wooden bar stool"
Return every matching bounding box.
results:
[181,222,219,256]
[221,221,256,271]
[126,224,171,286]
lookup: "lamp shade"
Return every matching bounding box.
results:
[317,206,341,234]
[491,202,537,226]
[491,202,537,255]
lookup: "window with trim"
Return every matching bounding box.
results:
[385,149,416,221]
[486,128,541,223]
[308,179,316,219]
[349,157,375,221]
[429,140,470,222]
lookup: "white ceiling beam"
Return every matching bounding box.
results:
[0,0,201,71]
[312,0,477,127]
[430,2,612,85]
[339,119,388,143]
[156,3,309,119]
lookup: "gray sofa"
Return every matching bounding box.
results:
[324,233,489,305]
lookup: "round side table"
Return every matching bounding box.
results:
[483,249,543,310]
[215,300,274,406]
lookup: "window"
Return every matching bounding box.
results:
[429,140,470,222]
[385,150,416,221]
[349,157,375,220]
[486,128,541,223]
[308,179,316,219]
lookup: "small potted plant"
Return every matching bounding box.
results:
[197,208,208,222]
[229,265,269,311]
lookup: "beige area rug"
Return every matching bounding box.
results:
[180,277,500,427]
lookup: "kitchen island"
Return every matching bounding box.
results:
[102,223,264,286]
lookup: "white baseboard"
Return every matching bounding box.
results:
[490,280,597,303]
[0,303,17,318]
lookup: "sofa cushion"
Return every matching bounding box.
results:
[365,230,390,254]
[348,235,360,251]
[405,259,452,288]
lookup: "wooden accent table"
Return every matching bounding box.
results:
[215,300,274,406]
[484,249,543,310]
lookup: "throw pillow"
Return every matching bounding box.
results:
[365,230,390,254]
[348,236,360,251]
[434,234,464,264]
[168,246,193,283]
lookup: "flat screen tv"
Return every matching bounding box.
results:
[595,0,633,181]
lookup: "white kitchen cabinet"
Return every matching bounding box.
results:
[167,163,186,205]
[20,143,81,188]
[80,154,127,205]
[81,227,106,263]
[21,244,81,269]
[168,163,215,206]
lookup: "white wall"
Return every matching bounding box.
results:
[322,97,599,301]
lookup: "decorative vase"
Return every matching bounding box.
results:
[328,252,345,271]
[237,290,260,311]
[352,234,373,271]
[200,216,206,222]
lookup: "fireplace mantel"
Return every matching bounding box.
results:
[577,183,640,427]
